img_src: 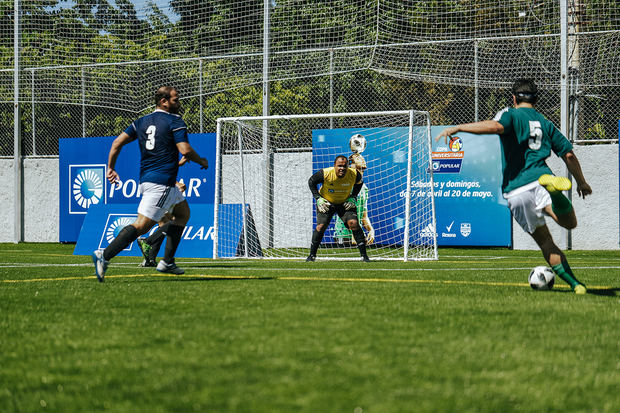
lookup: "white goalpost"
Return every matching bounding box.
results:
[214,110,438,261]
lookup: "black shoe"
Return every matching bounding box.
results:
[306,255,316,262]
[137,238,152,260]
[361,255,370,262]
[139,258,157,268]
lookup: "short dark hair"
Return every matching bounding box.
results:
[512,79,538,104]
[334,155,348,165]
[155,86,178,107]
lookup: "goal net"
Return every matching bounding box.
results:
[214,111,437,261]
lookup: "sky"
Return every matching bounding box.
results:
[55,0,178,19]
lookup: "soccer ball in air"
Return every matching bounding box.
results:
[528,266,555,290]
[349,134,367,154]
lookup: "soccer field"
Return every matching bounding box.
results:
[1,243,619,413]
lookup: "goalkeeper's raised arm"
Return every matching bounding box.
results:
[306,155,369,262]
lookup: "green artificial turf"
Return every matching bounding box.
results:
[1,244,618,412]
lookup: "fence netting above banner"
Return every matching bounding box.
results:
[1,1,619,156]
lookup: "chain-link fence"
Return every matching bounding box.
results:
[3,71,617,157]
[0,1,619,157]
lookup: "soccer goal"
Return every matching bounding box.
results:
[214,110,437,261]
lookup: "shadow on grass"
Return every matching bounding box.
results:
[162,276,277,282]
[587,287,619,297]
[550,287,618,297]
[180,263,254,269]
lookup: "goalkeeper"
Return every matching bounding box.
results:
[307,155,370,262]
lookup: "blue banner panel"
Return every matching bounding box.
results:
[59,133,216,242]
[74,204,215,258]
[312,127,511,247]
[74,203,256,259]
[430,127,510,246]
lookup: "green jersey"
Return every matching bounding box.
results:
[334,184,369,239]
[494,107,573,193]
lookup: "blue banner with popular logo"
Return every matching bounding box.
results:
[59,133,216,242]
[312,127,511,247]
[74,203,255,258]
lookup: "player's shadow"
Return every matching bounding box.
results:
[180,263,252,269]
[163,275,276,282]
[551,287,618,297]
[586,287,619,297]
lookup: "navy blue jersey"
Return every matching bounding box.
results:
[124,109,188,186]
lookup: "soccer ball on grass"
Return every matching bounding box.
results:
[528,266,555,290]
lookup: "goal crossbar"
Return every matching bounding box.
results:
[216,110,423,123]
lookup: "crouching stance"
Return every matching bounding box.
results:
[307,155,370,262]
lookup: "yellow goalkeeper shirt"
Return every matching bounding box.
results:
[319,167,358,204]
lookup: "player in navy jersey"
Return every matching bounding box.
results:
[92,86,209,282]
[435,79,592,294]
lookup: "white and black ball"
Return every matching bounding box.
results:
[349,134,367,154]
[528,266,555,290]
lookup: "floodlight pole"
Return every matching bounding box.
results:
[13,0,23,243]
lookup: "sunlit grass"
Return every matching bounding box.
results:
[1,244,618,413]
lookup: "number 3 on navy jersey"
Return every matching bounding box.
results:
[145,125,156,150]
[528,121,543,150]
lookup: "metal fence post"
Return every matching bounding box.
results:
[13,0,23,242]
[329,48,334,129]
[474,39,479,122]
[31,69,35,155]
[81,66,86,137]
[199,59,203,134]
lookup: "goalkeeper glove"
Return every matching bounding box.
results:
[366,228,375,245]
[343,197,356,211]
[316,197,331,213]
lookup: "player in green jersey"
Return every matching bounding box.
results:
[335,153,375,246]
[435,79,592,294]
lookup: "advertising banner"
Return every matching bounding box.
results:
[59,133,216,242]
[74,203,255,259]
[312,127,511,247]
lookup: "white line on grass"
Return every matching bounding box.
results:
[1,272,614,291]
[1,263,620,272]
[0,272,546,288]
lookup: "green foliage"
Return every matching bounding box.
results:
[87,112,134,137]
[1,0,617,154]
